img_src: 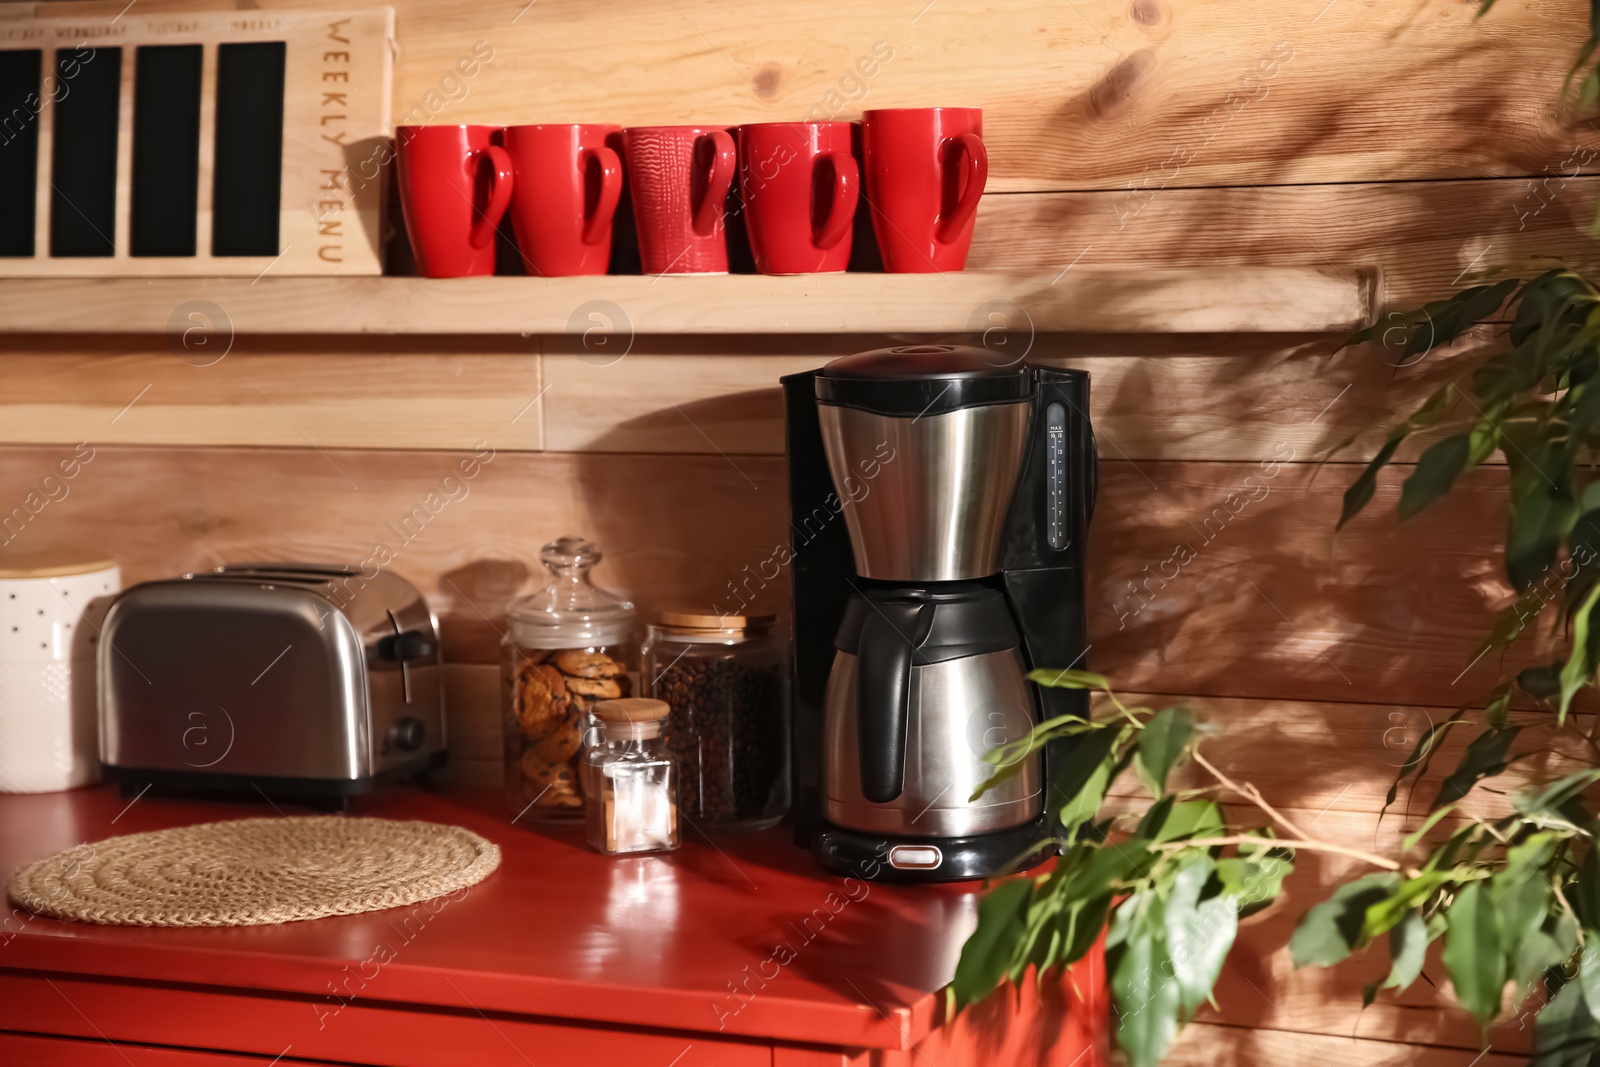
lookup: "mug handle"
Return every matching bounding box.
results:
[814,151,859,251]
[581,145,624,246]
[935,132,987,245]
[469,144,515,250]
[693,130,738,237]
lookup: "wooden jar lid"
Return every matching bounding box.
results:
[592,698,671,723]
[0,550,117,580]
[656,610,775,631]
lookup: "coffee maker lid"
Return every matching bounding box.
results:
[816,345,1032,417]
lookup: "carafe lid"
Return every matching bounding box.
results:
[816,344,1032,417]
[505,536,635,648]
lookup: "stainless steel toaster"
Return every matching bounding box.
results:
[100,563,446,802]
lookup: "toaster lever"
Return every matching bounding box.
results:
[377,630,435,663]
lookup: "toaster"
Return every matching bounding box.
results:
[100,563,446,802]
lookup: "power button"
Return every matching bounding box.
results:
[888,845,943,870]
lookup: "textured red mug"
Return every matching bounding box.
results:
[736,122,859,275]
[396,125,514,278]
[861,108,987,273]
[622,125,737,274]
[503,124,623,277]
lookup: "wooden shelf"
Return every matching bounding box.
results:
[0,267,1376,336]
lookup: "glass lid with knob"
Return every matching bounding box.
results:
[505,535,635,648]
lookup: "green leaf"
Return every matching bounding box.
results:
[1036,724,1124,821]
[950,878,1033,1009]
[1433,279,1521,345]
[1398,433,1472,519]
[1217,851,1293,912]
[1057,759,1110,836]
[1442,881,1506,1026]
[1521,770,1600,817]
[1360,869,1455,942]
[1574,940,1600,1023]
[1466,417,1501,467]
[1432,726,1523,808]
[1134,707,1195,796]
[1058,890,1114,970]
[1145,799,1225,845]
[1572,846,1600,929]
[1025,668,1113,692]
[1530,975,1600,1067]
[1164,856,1236,1018]
[1383,719,1457,812]
[1490,868,1550,991]
[1062,838,1155,903]
[1382,911,1427,993]
[1520,663,1564,701]
[1402,803,1458,852]
[1484,683,1513,730]
[1506,483,1578,591]
[1290,872,1400,968]
[1339,437,1402,530]
[1110,893,1182,1067]
[1558,581,1600,725]
[1513,926,1572,1000]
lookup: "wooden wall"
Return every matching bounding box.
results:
[12,0,1600,1063]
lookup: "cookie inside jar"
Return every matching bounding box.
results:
[502,536,638,823]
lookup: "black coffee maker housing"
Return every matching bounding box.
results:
[782,347,1097,883]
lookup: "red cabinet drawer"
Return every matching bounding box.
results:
[0,1030,347,1064]
[0,972,769,1067]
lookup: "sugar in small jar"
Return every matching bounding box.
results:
[584,698,679,856]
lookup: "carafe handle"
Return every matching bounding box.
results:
[855,601,929,804]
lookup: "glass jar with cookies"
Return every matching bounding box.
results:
[503,535,637,823]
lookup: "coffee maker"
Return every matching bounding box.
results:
[782,345,1097,883]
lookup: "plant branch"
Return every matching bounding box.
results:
[1150,835,1403,872]
[1191,748,1315,841]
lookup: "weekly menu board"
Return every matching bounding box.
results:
[0,6,393,276]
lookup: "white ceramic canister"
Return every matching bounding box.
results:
[0,552,120,792]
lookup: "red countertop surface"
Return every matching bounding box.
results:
[0,785,1031,1052]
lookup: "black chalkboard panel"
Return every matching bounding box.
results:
[49,46,122,257]
[0,50,41,257]
[131,44,203,257]
[212,41,285,257]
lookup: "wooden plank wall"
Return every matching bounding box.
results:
[12,0,1600,1063]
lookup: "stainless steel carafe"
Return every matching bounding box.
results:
[823,586,1040,841]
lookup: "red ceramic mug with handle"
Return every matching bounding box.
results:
[622,125,737,274]
[396,125,514,278]
[736,122,859,274]
[861,108,987,273]
[503,124,624,277]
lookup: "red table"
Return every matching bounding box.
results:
[0,786,1106,1066]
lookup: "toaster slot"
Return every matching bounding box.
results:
[218,562,359,578]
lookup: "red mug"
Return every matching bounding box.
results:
[503,124,623,277]
[396,125,514,278]
[861,108,988,273]
[736,122,859,274]
[622,125,737,274]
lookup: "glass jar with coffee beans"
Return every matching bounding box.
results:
[644,611,789,830]
[503,536,637,824]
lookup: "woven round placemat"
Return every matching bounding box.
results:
[6,816,501,927]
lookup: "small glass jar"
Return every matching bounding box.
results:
[643,611,789,830]
[503,536,637,823]
[585,698,679,855]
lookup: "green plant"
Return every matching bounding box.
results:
[945,670,1311,1067]
[952,5,1600,1062]
[950,274,1600,1065]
